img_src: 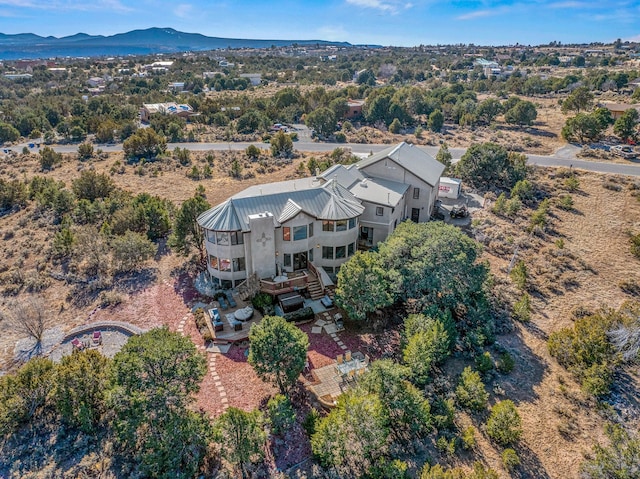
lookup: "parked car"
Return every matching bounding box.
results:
[611,145,637,159]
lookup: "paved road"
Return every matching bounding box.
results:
[7,139,640,177]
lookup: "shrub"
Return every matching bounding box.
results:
[486,400,522,446]
[475,352,494,375]
[510,179,535,204]
[564,176,580,191]
[461,426,477,450]
[502,448,521,471]
[267,394,296,436]
[432,397,455,431]
[334,131,347,143]
[505,197,522,216]
[513,293,531,322]
[303,408,320,436]
[631,233,640,259]
[456,366,489,411]
[245,144,261,159]
[436,435,457,455]
[510,261,528,290]
[492,193,507,215]
[251,292,273,313]
[557,195,574,211]
[496,351,515,373]
[283,307,314,323]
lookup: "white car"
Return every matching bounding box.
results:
[611,145,637,159]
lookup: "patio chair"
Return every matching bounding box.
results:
[348,369,356,382]
[71,338,84,350]
[320,294,333,308]
[345,350,352,362]
[92,331,102,346]
[336,354,344,365]
[364,354,370,366]
[226,292,237,308]
[218,297,229,310]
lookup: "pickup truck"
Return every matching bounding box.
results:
[611,145,637,159]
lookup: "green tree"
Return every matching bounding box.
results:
[335,250,400,322]
[55,349,109,433]
[77,141,94,160]
[215,407,266,479]
[504,99,537,126]
[111,230,156,273]
[123,127,166,160]
[72,170,115,202]
[306,107,337,137]
[403,323,449,386]
[389,117,402,134]
[510,179,535,204]
[428,109,444,132]
[311,390,389,478]
[581,424,640,479]
[455,366,489,411]
[562,112,608,144]
[476,97,502,125]
[0,122,20,143]
[0,357,55,435]
[110,327,209,479]
[562,86,594,113]
[486,400,522,446]
[270,130,294,158]
[236,110,269,134]
[39,146,62,171]
[248,315,309,394]
[245,144,261,159]
[613,108,639,143]
[435,142,453,175]
[455,142,527,189]
[266,394,296,435]
[170,195,210,260]
[360,360,431,443]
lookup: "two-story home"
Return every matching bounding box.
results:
[197,142,444,294]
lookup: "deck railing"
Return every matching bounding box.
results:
[259,272,309,295]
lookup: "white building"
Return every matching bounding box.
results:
[239,73,262,86]
[197,142,445,293]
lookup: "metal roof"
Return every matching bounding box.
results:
[356,142,445,188]
[197,178,364,232]
[320,164,408,206]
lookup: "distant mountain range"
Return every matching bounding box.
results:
[0,28,362,60]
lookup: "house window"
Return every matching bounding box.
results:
[347,242,355,256]
[206,230,216,244]
[348,218,356,229]
[324,266,334,274]
[216,232,229,246]
[219,258,231,272]
[293,225,307,241]
[232,257,245,272]
[413,188,420,199]
[230,231,243,245]
[308,223,314,237]
[308,248,314,262]
[283,227,291,241]
[283,254,292,268]
[322,220,334,232]
[376,206,384,216]
[336,220,347,232]
[335,245,346,259]
[322,246,333,259]
[209,255,218,269]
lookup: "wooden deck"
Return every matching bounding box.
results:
[210,300,264,343]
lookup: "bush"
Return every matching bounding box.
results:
[502,448,521,471]
[335,131,347,143]
[39,146,62,170]
[510,261,528,290]
[631,233,640,259]
[436,435,457,455]
[486,400,522,446]
[456,366,489,411]
[513,293,531,322]
[496,351,515,373]
[557,194,574,211]
[564,176,580,191]
[461,426,477,450]
[475,352,494,375]
[303,408,321,436]
[283,307,314,323]
[251,292,273,313]
[267,394,296,436]
[245,144,261,159]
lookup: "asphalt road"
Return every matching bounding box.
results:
[7,139,640,177]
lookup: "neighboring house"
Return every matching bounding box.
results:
[475,58,499,69]
[87,77,105,87]
[168,81,185,90]
[239,73,262,86]
[345,99,365,119]
[627,78,640,91]
[139,102,194,122]
[2,73,32,80]
[197,142,444,291]
[599,102,640,120]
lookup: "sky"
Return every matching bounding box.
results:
[0,0,639,46]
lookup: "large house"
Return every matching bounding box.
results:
[197,142,445,293]
[139,102,194,122]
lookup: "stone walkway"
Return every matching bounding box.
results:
[312,311,348,351]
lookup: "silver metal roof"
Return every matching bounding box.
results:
[356,142,445,187]
[197,178,364,232]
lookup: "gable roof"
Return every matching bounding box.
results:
[356,142,445,187]
[197,178,364,232]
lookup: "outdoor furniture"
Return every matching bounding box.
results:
[209,308,224,331]
[218,297,229,310]
[226,292,237,308]
[335,314,344,332]
[321,294,333,308]
[234,306,254,321]
[71,338,84,350]
[345,350,352,362]
[336,354,344,365]
[233,321,243,331]
[92,331,102,346]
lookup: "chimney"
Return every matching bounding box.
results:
[315,167,320,177]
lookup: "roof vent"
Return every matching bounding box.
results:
[361,179,368,187]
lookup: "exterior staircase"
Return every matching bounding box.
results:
[306,271,324,300]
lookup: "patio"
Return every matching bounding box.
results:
[307,351,369,407]
[205,297,264,343]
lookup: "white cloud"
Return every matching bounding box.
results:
[0,0,132,12]
[345,0,413,14]
[173,3,192,18]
